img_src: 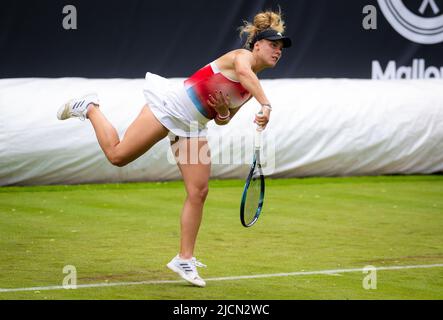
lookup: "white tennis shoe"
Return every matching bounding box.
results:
[57,93,99,121]
[167,254,207,287]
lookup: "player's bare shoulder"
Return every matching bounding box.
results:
[233,49,254,65]
[235,48,252,55]
[234,48,253,59]
[215,49,246,69]
[218,49,252,63]
[232,49,255,72]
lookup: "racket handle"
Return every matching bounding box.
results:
[255,111,264,131]
[254,111,263,149]
[254,128,262,149]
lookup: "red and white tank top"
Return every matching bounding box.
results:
[184,62,251,119]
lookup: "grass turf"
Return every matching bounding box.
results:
[0,175,442,299]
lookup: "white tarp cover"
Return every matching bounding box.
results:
[1,78,442,186]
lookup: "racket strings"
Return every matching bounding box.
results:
[244,173,262,225]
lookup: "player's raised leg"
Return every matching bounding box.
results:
[58,94,169,167]
[87,104,169,166]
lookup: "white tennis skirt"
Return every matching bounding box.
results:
[143,72,210,139]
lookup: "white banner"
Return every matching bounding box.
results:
[1,78,442,185]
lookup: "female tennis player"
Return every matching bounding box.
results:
[57,10,291,287]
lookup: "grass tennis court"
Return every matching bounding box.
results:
[1,175,442,300]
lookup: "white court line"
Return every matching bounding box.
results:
[0,263,442,293]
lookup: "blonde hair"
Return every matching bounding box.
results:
[239,9,286,49]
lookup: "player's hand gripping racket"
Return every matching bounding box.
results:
[240,111,265,227]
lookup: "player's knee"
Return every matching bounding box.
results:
[188,185,209,203]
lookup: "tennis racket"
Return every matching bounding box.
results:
[240,112,265,227]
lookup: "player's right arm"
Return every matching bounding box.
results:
[234,50,271,106]
[234,49,271,127]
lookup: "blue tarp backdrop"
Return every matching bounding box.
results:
[1,0,442,79]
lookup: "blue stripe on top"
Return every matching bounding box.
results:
[185,87,211,119]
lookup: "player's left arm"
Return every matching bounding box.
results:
[209,94,252,126]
